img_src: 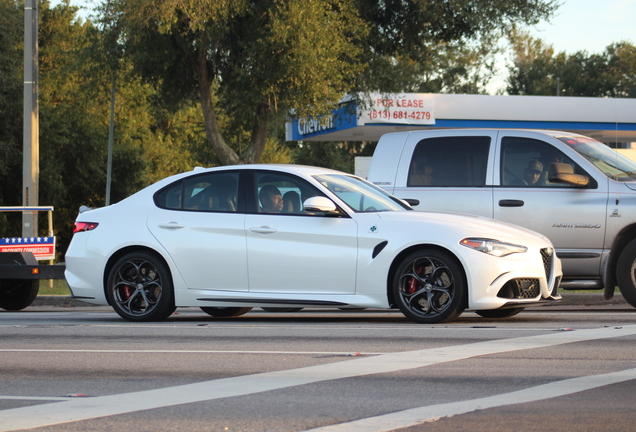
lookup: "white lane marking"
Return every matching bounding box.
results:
[302,367,636,432]
[0,349,381,355]
[1,325,635,432]
[0,396,70,401]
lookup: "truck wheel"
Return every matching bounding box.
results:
[392,249,466,323]
[616,239,636,308]
[106,251,176,321]
[0,279,40,311]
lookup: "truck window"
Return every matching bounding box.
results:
[501,137,592,188]
[558,135,636,181]
[407,136,490,187]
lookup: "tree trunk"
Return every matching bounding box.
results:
[242,102,270,164]
[197,49,270,165]
[197,48,239,166]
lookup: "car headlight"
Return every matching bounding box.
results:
[460,238,528,257]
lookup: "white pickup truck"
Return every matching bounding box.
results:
[367,129,636,308]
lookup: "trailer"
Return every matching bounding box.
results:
[0,206,66,311]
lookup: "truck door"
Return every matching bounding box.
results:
[390,131,496,217]
[493,133,608,277]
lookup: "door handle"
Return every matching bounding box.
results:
[158,222,185,229]
[498,199,524,207]
[249,226,277,234]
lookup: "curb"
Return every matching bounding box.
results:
[32,296,95,307]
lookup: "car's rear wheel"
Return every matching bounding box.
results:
[200,307,252,317]
[393,249,466,323]
[0,279,39,311]
[475,307,525,318]
[106,251,175,321]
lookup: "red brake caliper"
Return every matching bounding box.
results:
[122,285,134,300]
[408,266,424,294]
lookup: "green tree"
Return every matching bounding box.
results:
[101,0,367,166]
[357,37,500,95]
[290,141,375,174]
[356,0,558,94]
[604,42,636,97]
[0,0,24,234]
[102,0,558,167]
[505,29,561,95]
[507,31,636,98]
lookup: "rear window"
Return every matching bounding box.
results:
[154,172,240,212]
[407,136,490,187]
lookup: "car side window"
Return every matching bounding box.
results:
[155,172,240,212]
[500,137,591,188]
[254,172,322,215]
[407,136,490,187]
[155,182,183,209]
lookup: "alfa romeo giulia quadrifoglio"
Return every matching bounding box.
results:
[65,165,562,323]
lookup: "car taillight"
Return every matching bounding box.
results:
[73,222,99,233]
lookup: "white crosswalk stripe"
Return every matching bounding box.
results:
[1,325,635,432]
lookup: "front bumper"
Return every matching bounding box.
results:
[466,246,563,311]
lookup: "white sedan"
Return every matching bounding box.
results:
[65,165,562,323]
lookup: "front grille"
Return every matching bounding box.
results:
[514,279,540,298]
[497,278,540,299]
[552,276,561,296]
[540,248,553,280]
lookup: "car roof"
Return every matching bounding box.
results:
[147,164,348,192]
[188,164,346,177]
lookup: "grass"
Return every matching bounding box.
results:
[38,279,72,296]
[558,288,604,294]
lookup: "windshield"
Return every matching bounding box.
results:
[558,136,636,181]
[313,174,408,212]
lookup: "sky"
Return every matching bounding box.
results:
[533,0,636,54]
[53,0,636,94]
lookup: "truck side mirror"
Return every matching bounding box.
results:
[547,163,589,187]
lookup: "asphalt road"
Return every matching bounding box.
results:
[1,294,635,432]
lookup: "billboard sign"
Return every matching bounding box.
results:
[359,93,436,125]
[287,101,359,141]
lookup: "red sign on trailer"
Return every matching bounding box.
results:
[0,237,55,260]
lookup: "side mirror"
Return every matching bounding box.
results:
[402,198,420,207]
[303,196,339,214]
[548,163,589,187]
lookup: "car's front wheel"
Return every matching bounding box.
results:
[106,251,175,321]
[392,249,466,323]
[200,307,252,317]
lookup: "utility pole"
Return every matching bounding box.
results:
[23,0,39,238]
[105,74,116,206]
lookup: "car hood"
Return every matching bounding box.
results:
[375,210,552,244]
